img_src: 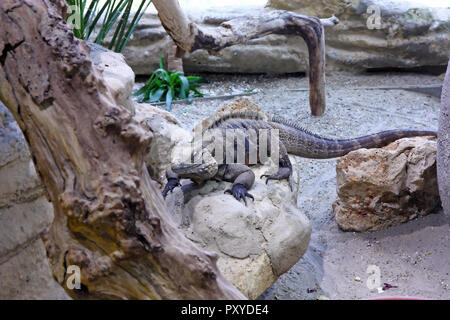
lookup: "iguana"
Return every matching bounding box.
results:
[162,98,437,204]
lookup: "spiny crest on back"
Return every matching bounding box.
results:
[270,115,330,140]
[193,97,269,133]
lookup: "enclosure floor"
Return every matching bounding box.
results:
[137,71,449,300]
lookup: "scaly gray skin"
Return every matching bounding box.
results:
[163,112,436,204]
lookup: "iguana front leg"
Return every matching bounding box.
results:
[162,167,181,198]
[162,155,219,198]
[218,164,255,205]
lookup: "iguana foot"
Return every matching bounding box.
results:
[162,178,181,198]
[260,167,292,191]
[224,183,254,206]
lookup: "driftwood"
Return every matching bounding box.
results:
[152,0,339,116]
[0,0,245,299]
[167,39,184,72]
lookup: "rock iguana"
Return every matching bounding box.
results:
[162,98,436,204]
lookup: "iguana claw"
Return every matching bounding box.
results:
[162,178,181,198]
[260,167,293,191]
[224,183,254,206]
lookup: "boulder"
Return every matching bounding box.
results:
[177,162,311,299]
[88,42,136,113]
[333,136,441,232]
[135,99,311,299]
[437,60,450,222]
[134,102,191,183]
[267,0,450,70]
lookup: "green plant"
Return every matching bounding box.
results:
[133,57,206,111]
[66,0,151,53]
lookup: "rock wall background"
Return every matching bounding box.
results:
[123,0,449,75]
[0,102,70,299]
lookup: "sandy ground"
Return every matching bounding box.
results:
[135,70,449,300]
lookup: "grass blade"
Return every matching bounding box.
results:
[166,86,174,111]
[117,0,152,53]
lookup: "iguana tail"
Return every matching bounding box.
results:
[269,116,436,159]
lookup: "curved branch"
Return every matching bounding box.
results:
[153,0,339,116]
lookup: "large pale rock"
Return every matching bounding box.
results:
[333,136,440,232]
[267,0,450,70]
[134,102,192,183]
[135,100,311,299]
[178,163,311,299]
[437,60,450,222]
[88,42,136,113]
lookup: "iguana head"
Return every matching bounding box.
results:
[171,148,218,184]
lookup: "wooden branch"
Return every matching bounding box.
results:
[152,0,339,116]
[167,39,184,72]
[0,0,245,300]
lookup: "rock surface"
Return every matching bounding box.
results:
[134,103,191,184]
[267,0,450,71]
[437,60,450,222]
[136,99,311,299]
[178,159,311,299]
[88,42,136,113]
[0,102,70,300]
[333,136,440,232]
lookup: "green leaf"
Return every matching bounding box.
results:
[191,88,204,97]
[117,0,152,53]
[178,75,189,99]
[112,0,132,52]
[132,85,149,97]
[186,76,207,84]
[66,0,151,53]
[165,87,174,111]
[132,55,206,111]
[150,88,165,102]
[169,71,183,86]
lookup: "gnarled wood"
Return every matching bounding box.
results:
[167,39,184,72]
[0,0,245,300]
[152,0,339,116]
